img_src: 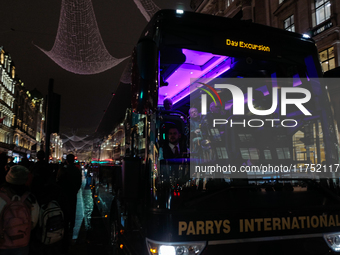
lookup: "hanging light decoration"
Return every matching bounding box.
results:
[35,0,129,75]
[133,0,160,22]
[62,134,101,151]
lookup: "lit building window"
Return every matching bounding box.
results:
[226,0,234,7]
[0,51,4,65]
[319,46,335,72]
[315,0,331,25]
[11,67,15,79]
[284,15,295,32]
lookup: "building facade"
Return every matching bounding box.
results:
[191,0,340,135]
[0,48,16,155]
[12,82,45,161]
[191,0,339,72]
[0,47,46,162]
[50,133,63,162]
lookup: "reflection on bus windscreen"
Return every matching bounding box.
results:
[153,47,339,210]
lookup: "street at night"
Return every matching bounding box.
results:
[68,176,111,255]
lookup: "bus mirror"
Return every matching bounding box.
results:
[131,39,158,114]
[122,157,142,199]
[136,40,157,80]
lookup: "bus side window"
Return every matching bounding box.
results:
[159,119,188,159]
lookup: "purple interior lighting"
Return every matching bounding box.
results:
[158,49,230,106]
[293,74,302,87]
[271,73,278,89]
[257,86,270,96]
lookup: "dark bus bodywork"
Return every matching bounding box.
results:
[94,10,340,255]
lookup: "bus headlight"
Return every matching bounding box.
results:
[146,238,206,255]
[324,232,340,252]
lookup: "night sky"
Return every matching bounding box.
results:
[0,0,191,136]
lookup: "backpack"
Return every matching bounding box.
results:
[37,200,64,244]
[0,191,31,249]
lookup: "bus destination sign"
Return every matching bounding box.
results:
[226,38,271,52]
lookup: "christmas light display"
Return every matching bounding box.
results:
[133,0,160,21]
[35,0,128,75]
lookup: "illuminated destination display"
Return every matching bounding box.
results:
[226,39,271,52]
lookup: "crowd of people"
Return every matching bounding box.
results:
[0,151,82,255]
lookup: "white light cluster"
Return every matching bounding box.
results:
[324,233,340,252]
[133,0,161,22]
[35,0,128,75]
[147,239,206,255]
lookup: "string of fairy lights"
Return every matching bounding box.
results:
[35,0,160,75]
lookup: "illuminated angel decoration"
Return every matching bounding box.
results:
[35,0,128,75]
[62,134,101,151]
[133,0,160,21]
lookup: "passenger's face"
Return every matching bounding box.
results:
[189,108,198,118]
[168,128,181,145]
[164,100,173,110]
[210,103,222,113]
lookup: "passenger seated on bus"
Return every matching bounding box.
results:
[188,107,203,154]
[204,101,227,119]
[163,98,173,111]
[161,124,187,159]
[161,97,186,122]
[201,101,227,139]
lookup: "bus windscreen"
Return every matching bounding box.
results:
[154,45,339,210]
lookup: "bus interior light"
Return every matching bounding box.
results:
[324,233,340,252]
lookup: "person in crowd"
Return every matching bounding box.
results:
[162,125,187,159]
[19,157,30,170]
[57,154,82,253]
[29,151,62,255]
[4,158,15,177]
[7,158,15,167]
[30,151,53,204]
[0,165,39,255]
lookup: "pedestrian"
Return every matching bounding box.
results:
[30,151,53,204]
[18,157,30,170]
[29,151,63,255]
[0,165,39,255]
[57,154,82,253]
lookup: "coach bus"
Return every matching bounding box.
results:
[94,9,340,255]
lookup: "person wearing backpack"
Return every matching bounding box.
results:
[57,154,82,253]
[0,165,39,255]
